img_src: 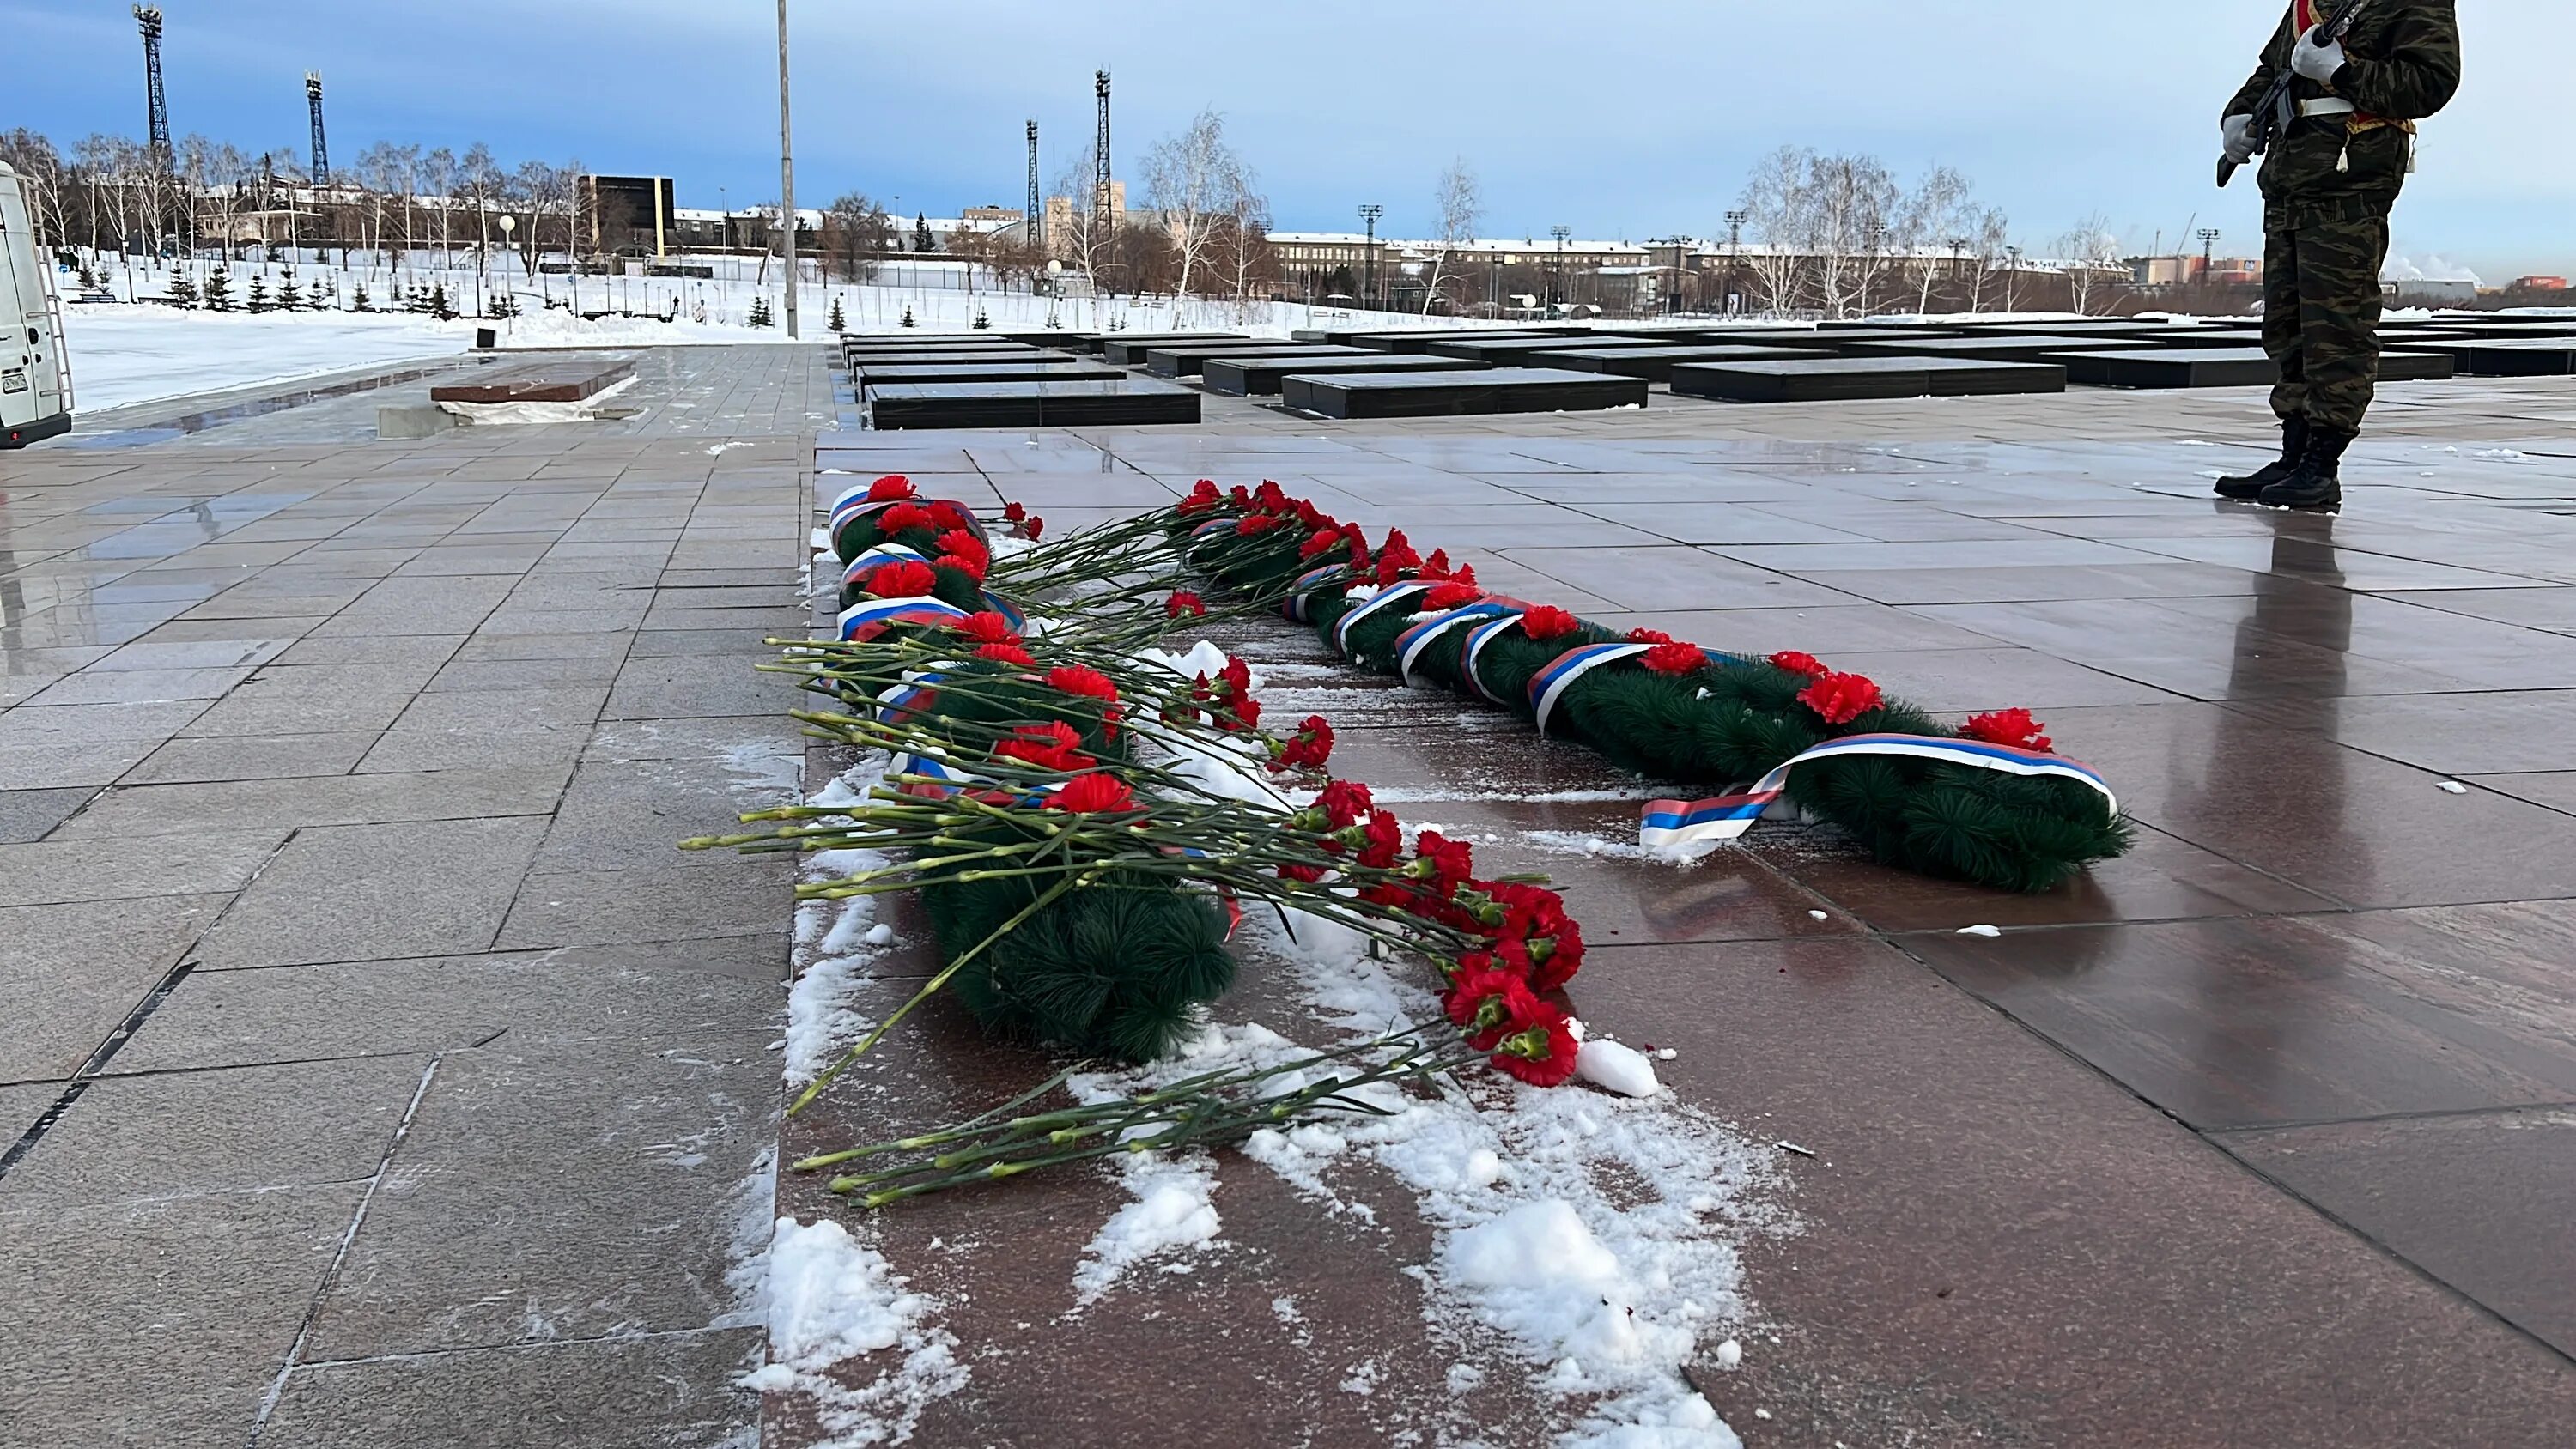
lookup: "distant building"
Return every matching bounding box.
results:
[1042,181,1127,258]
[2384,276,2479,304]
[2130,254,2262,288]
[2513,275,2569,291]
[579,175,677,258]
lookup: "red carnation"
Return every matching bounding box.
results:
[1450,564,1477,589]
[949,611,1020,645]
[1798,670,1883,726]
[1236,513,1285,537]
[933,553,987,584]
[1641,641,1709,676]
[866,475,915,502]
[1044,665,1121,706]
[1420,548,1455,580]
[1272,715,1334,772]
[1228,484,1252,505]
[1445,967,1540,1051]
[878,502,936,536]
[1004,500,1030,523]
[1299,527,1346,560]
[1355,809,1404,870]
[1048,772,1137,814]
[1769,650,1829,679]
[1489,998,1581,1087]
[1423,581,1485,611]
[863,560,939,598]
[992,721,1092,772]
[1409,829,1476,893]
[935,528,989,565]
[926,500,975,533]
[1021,516,1045,542]
[1961,707,2053,753]
[1315,779,1373,828]
[1176,481,1219,516]
[1277,862,1327,883]
[1625,627,1676,646]
[1520,606,1579,641]
[975,642,1036,667]
[1166,591,1207,619]
[1253,480,1290,513]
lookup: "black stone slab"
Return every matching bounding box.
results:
[1748,329,1959,351]
[1422,335,1678,364]
[1336,329,1588,352]
[1199,353,1493,396]
[1279,367,1648,419]
[1091,333,1250,364]
[1668,355,2063,403]
[864,378,1202,429]
[1142,343,1374,377]
[843,336,1040,352]
[1842,334,2167,362]
[852,361,1125,385]
[1524,345,1813,381]
[2397,339,2569,375]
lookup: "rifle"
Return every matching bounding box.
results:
[2219,0,2371,186]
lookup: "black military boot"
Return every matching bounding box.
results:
[2215,415,2308,500]
[2257,425,2355,511]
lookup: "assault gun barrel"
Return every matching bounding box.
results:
[2219,0,2371,187]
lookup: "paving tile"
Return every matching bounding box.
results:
[2221,1106,2576,1356]
[0,1055,427,1208]
[494,859,792,949]
[1569,938,2576,1447]
[354,686,608,773]
[259,1329,762,1449]
[583,714,806,762]
[532,755,799,873]
[0,785,96,843]
[603,651,802,720]
[300,1035,775,1358]
[16,669,256,712]
[120,730,376,785]
[0,828,283,907]
[0,699,212,788]
[0,894,219,1085]
[0,1185,362,1449]
[178,664,418,737]
[52,766,570,840]
[1495,544,1859,610]
[113,936,785,1073]
[195,817,545,969]
[1903,908,2576,1131]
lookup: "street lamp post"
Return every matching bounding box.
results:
[1358,203,1383,312]
[2005,245,2026,312]
[1549,225,1570,313]
[1723,209,1747,316]
[776,0,799,337]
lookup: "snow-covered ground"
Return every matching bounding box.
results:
[56,306,475,413]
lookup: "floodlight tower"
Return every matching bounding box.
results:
[306,72,330,185]
[1093,70,1113,222]
[2198,227,2222,277]
[1026,119,1042,256]
[136,7,170,167]
[1358,203,1384,310]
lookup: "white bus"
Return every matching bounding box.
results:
[0,161,72,448]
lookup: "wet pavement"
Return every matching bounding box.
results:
[5,342,2575,1446]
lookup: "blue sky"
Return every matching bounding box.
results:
[8,0,2564,278]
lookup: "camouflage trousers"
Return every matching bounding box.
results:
[2263,203,2392,434]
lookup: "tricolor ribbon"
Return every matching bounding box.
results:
[1330,581,1436,658]
[1527,642,1652,736]
[1639,733,2121,860]
[873,672,946,727]
[1282,566,1345,622]
[837,594,972,642]
[1394,601,1517,685]
[1459,611,1534,705]
[827,488,907,549]
[885,749,978,801]
[841,543,927,589]
[979,590,1027,632]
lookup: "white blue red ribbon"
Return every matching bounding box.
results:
[1638,733,2121,860]
[979,591,1026,631]
[1331,581,1436,657]
[828,488,907,548]
[1458,611,1534,705]
[1394,601,1516,685]
[837,595,972,642]
[873,672,947,727]
[1527,643,1651,736]
[841,543,927,588]
[1282,566,1345,622]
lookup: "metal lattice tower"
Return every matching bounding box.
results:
[306,72,329,184]
[135,7,170,166]
[1025,119,1042,254]
[1092,70,1113,223]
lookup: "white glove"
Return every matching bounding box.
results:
[2221,113,2258,164]
[2291,29,2347,82]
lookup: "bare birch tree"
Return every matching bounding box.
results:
[2054,211,2118,315]
[1420,157,1481,314]
[1140,109,1244,310]
[1736,146,1814,315]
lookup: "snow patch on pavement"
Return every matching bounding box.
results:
[742,1216,967,1446]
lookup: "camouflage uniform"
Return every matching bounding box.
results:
[2227,0,2460,434]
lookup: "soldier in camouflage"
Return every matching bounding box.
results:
[2214,0,2461,511]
